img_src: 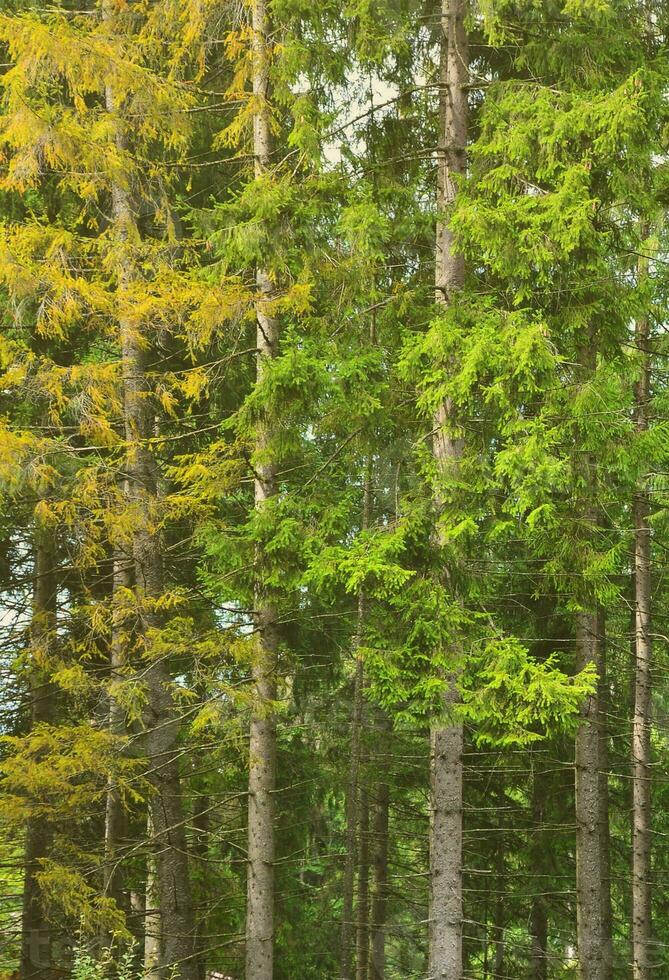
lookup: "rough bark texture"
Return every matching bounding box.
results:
[104,24,197,974]
[20,520,57,980]
[355,772,371,980]
[632,286,652,980]
[144,814,161,980]
[245,2,279,977]
[573,326,607,980]
[530,761,548,980]
[575,610,604,980]
[369,716,390,980]
[341,652,364,979]
[428,0,468,977]
[192,792,210,980]
[341,466,372,980]
[598,611,614,980]
[103,547,132,921]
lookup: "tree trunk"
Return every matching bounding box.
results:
[428,0,468,977]
[144,813,162,980]
[20,519,57,980]
[245,2,279,977]
[632,250,652,980]
[341,460,372,980]
[575,609,604,980]
[369,716,390,980]
[341,653,364,980]
[598,611,613,980]
[529,760,548,980]
[103,546,132,923]
[192,792,210,980]
[104,12,197,972]
[355,771,371,980]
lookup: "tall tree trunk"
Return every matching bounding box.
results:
[632,248,652,980]
[369,715,390,980]
[341,653,364,980]
[598,610,613,980]
[103,546,132,923]
[355,769,371,980]
[245,2,279,977]
[341,461,372,980]
[575,607,604,980]
[104,12,197,972]
[529,759,549,980]
[20,519,57,980]
[573,326,605,980]
[192,791,210,980]
[144,813,162,980]
[428,0,468,976]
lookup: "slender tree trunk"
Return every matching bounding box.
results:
[369,716,390,980]
[573,325,605,980]
[145,814,162,980]
[356,770,371,980]
[103,13,197,972]
[632,249,652,980]
[575,607,604,980]
[20,519,57,980]
[341,653,365,980]
[529,759,548,980]
[341,459,373,980]
[192,792,210,980]
[103,546,132,922]
[598,610,613,980]
[493,902,504,978]
[428,1,468,977]
[245,3,279,977]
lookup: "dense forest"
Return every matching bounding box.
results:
[0,0,667,978]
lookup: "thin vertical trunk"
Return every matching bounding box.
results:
[341,461,373,980]
[341,653,365,980]
[103,546,132,921]
[20,519,57,980]
[144,814,161,980]
[529,760,548,980]
[192,792,210,980]
[369,715,390,980]
[573,326,605,980]
[355,772,371,980]
[429,0,468,976]
[598,610,613,980]
[632,247,652,980]
[245,2,278,977]
[493,849,505,977]
[103,7,196,971]
[575,608,604,980]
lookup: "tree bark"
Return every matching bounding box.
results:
[341,653,364,980]
[529,759,549,980]
[598,611,613,980]
[102,546,132,924]
[191,792,210,980]
[245,2,279,977]
[572,323,606,980]
[428,0,468,977]
[575,608,604,980]
[355,771,371,980]
[632,248,652,980]
[369,716,390,980]
[144,813,162,980]
[20,519,57,980]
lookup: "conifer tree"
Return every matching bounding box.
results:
[428,0,468,974]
